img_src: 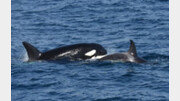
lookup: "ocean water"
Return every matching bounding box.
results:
[11,0,169,101]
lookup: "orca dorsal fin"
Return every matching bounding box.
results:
[128,40,137,57]
[22,41,41,61]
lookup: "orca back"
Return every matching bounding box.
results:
[22,42,107,61]
[99,40,146,63]
[39,43,107,60]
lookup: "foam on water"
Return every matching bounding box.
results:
[22,53,28,62]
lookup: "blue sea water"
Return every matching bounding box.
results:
[11,0,169,101]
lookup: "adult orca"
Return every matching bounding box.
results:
[22,42,107,61]
[99,40,146,63]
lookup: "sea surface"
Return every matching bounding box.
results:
[11,0,169,101]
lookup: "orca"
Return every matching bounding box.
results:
[99,40,146,63]
[22,42,107,61]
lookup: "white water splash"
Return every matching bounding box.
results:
[22,52,28,62]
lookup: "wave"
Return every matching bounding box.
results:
[12,82,59,90]
[143,53,169,60]
[94,97,138,101]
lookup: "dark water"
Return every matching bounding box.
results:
[11,0,169,100]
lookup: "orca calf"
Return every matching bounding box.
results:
[22,42,107,61]
[99,40,146,63]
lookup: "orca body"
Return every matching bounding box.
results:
[22,42,107,61]
[99,40,146,63]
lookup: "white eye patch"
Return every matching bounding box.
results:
[85,50,96,56]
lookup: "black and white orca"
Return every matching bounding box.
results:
[22,42,107,61]
[99,40,146,63]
